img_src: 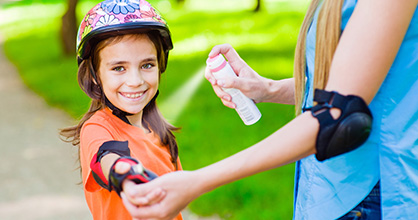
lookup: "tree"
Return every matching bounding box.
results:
[254,0,261,12]
[176,0,185,6]
[61,0,78,56]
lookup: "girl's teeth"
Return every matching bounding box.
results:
[125,93,143,98]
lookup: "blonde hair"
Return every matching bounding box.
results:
[294,0,343,114]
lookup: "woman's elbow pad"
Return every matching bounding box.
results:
[308,89,373,161]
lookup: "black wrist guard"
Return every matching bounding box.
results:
[309,89,373,161]
[108,156,158,196]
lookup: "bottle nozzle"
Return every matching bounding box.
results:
[206,54,227,72]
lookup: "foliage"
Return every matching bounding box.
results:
[1,1,308,219]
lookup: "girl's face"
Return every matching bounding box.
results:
[98,34,159,119]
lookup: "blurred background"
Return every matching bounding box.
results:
[0,0,309,219]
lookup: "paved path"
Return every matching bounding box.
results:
[0,36,92,219]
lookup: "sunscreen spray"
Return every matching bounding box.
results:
[206,54,261,125]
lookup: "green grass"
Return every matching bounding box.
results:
[1,1,308,219]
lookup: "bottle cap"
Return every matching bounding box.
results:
[206,54,227,72]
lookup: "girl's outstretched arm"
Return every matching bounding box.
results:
[121,1,418,219]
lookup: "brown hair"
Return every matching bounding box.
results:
[294,0,343,114]
[61,31,179,169]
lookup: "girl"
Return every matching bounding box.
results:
[60,0,182,219]
[119,0,418,219]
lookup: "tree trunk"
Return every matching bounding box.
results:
[61,0,78,56]
[254,0,261,12]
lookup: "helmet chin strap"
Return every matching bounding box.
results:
[105,97,133,125]
[104,90,159,125]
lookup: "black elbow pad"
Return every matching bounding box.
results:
[90,141,131,189]
[308,89,373,161]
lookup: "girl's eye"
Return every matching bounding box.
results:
[112,66,125,72]
[142,63,155,69]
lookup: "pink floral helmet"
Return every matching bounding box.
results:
[76,0,173,65]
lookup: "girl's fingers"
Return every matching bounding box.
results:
[115,161,131,174]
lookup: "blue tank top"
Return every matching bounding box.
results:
[294,1,418,219]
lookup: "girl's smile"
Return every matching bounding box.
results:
[98,34,160,125]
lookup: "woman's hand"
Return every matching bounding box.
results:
[205,43,267,107]
[205,44,294,107]
[111,161,170,219]
[120,171,202,220]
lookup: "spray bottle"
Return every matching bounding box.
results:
[206,54,261,125]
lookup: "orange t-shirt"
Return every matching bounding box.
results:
[80,108,182,220]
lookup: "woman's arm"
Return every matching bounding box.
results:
[326,0,417,102]
[204,0,418,182]
[180,0,418,190]
[121,1,418,219]
[121,112,317,219]
[185,112,317,192]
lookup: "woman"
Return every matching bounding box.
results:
[118,0,418,219]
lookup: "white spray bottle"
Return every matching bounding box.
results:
[206,54,261,125]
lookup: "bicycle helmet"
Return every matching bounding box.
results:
[76,0,173,65]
